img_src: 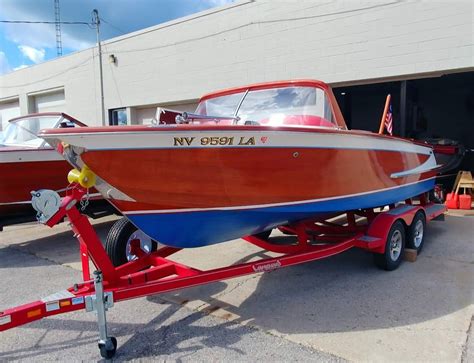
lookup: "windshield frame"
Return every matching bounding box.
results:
[197,80,348,129]
[2,112,86,148]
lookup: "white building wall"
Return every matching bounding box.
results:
[0,99,20,130]
[0,0,472,126]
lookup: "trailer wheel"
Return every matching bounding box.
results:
[406,211,426,254]
[253,229,272,240]
[105,217,158,266]
[374,220,405,271]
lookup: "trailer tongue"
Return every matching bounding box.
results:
[0,182,445,359]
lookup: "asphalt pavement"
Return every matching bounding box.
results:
[0,214,473,362]
[0,246,342,362]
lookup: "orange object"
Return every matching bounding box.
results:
[445,193,459,209]
[459,194,472,210]
[27,309,42,318]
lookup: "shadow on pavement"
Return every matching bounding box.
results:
[163,217,473,334]
[0,300,249,361]
[0,219,116,268]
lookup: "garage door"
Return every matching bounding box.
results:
[0,100,20,131]
[33,90,65,113]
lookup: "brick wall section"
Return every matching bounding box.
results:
[0,0,472,125]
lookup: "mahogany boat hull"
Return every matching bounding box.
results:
[41,126,438,247]
[0,148,71,229]
[0,147,112,230]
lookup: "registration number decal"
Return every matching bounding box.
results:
[174,136,257,147]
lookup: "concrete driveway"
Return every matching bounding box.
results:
[0,215,473,361]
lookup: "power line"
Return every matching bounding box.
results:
[1,56,93,88]
[0,20,91,25]
[100,17,126,35]
[103,1,401,54]
[101,0,250,46]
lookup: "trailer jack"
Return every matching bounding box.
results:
[90,270,117,359]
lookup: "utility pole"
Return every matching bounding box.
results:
[54,0,62,56]
[92,9,106,125]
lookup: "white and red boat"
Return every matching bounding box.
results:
[0,113,112,230]
[39,80,440,247]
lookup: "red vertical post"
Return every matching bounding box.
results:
[79,239,91,281]
[67,208,118,283]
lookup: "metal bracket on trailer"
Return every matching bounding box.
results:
[84,273,114,313]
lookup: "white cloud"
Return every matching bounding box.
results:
[0,52,12,75]
[206,0,233,6]
[14,64,29,71]
[18,45,45,63]
[1,1,94,52]
[0,0,234,67]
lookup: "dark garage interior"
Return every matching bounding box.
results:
[334,71,474,191]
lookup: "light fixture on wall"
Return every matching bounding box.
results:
[109,54,117,64]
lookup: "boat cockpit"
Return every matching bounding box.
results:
[173,82,347,129]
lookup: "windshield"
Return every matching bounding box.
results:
[196,92,245,117]
[2,116,61,148]
[195,86,336,128]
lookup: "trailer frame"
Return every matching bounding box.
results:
[0,183,446,358]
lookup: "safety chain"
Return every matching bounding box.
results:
[80,189,90,211]
[54,184,90,211]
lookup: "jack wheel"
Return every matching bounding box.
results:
[106,217,159,266]
[406,211,426,254]
[98,336,117,359]
[374,220,405,271]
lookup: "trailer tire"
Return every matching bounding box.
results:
[374,220,405,271]
[106,217,158,267]
[253,229,272,240]
[406,211,426,254]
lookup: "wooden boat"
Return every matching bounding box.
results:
[39,80,440,247]
[0,113,112,230]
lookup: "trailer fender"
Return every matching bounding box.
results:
[366,205,422,253]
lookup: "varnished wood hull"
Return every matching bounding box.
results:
[41,125,438,247]
[0,149,71,229]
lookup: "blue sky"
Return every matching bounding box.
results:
[0,0,233,75]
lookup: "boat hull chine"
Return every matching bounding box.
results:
[125,177,435,248]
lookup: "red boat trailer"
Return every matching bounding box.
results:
[0,184,446,358]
